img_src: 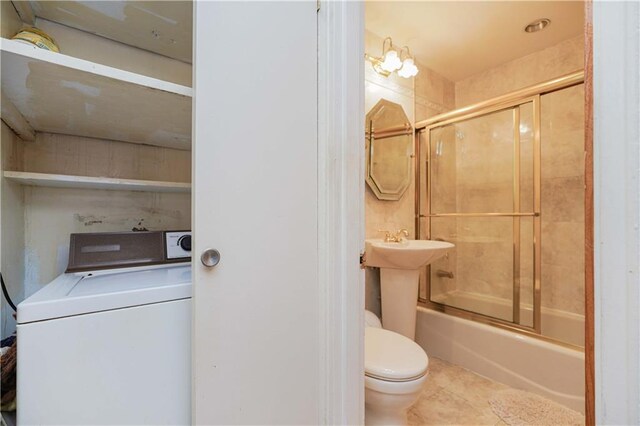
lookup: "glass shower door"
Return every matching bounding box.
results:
[420,101,537,328]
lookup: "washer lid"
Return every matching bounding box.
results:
[17,264,191,324]
[365,327,429,381]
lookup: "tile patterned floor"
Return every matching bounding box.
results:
[408,357,582,425]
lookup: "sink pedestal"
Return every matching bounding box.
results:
[366,238,454,341]
[380,268,420,340]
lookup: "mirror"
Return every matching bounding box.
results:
[365,99,413,201]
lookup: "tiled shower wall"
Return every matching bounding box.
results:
[454,36,584,106]
[429,36,585,321]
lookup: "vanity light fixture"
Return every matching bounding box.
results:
[366,37,419,79]
[397,46,419,78]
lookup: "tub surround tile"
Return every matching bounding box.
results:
[541,136,585,179]
[541,176,585,223]
[541,263,585,315]
[429,35,586,328]
[455,36,584,107]
[541,221,585,267]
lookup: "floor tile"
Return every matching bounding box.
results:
[408,357,583,426]
[408,388,500,426]
[427,358,509,411]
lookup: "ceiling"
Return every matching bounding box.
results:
[24,1,192,63]
[366,1,584,81]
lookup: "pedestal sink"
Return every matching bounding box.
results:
[366,239,455,340]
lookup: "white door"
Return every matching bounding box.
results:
[192,2,319,424]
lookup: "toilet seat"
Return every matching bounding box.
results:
[365,327,429,382]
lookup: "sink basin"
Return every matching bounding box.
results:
[365,238,455,340]
[365,239,454,270]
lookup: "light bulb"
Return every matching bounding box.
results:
[397,58,419,78]
[380,50,402,72]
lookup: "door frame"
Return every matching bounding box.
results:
[591,1,640,424]
[317,1,365,424]
[584,2,594,424]
[317,1,640,424]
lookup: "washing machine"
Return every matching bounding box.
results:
[17,231,192,425]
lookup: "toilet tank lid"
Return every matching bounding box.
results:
[365,327,429,381]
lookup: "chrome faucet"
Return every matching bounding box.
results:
[379,228,410,243]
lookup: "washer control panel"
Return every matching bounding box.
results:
[165,231,192,260]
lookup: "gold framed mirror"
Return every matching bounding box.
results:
[365,99,413,201]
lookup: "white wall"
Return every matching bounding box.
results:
[1,3,26,338]
[12,132,191,298]
[0,122,25,338]
[593,1,640,423]
[23,187,190,298]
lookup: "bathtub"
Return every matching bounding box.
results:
[431,290,585,347]
[415,306,585,413]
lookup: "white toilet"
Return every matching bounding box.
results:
[364,311,429,425]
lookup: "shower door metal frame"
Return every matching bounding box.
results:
[414,70,584,346]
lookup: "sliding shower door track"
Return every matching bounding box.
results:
[420,212,539,218]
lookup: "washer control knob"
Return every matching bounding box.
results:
[201,249,221,268]
[178,235,191,251]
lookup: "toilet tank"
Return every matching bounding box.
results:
[365,310,382,328]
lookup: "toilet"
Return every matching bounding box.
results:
[364,311,429,425]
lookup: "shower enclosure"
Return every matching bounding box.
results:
[416,71,585,348]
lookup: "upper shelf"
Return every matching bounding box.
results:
[4,171,191,193]
[16,1,192,64]
[1,38,192,150]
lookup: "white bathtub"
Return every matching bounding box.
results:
[415,307,585,413]
[431,290,585,347]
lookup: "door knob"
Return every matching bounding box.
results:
[201,248,221,267]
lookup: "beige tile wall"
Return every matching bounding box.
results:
[365,30,456,240]
[365,31,415,242]
[540,84,585,316]
[455,36,584,107]
[364,30,455,316]
[432,35,586,323]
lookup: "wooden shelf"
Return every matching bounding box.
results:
[0,38,192,150]
[4,171,191,193]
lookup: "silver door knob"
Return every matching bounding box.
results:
[201,248,221,267]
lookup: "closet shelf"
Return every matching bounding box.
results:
[4,171,191,193]
[0,38,192,150]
